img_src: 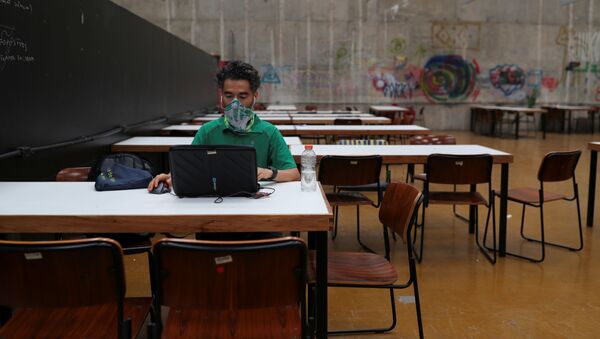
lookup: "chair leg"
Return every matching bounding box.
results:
[409,256,425,339]
[332,205,339,240]
[452,184,469,222]
[521,200,584,252]
[476,202,497,264]
[503,203,546,263]
[356,206,375,253]
[412,204,425,263]
[327,287,399,336]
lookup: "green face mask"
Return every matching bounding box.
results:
[223,98,255,133]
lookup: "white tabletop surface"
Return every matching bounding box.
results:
[0,182,328,216]
[549,105,597,111]
[289,144,512,162]
[293,125,428,131]
[472,105,547,113]
[369,105,410,112]
[266,105,298,111]
[113,136,301,146]
[162,125,296,131]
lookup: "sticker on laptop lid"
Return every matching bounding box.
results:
[215,255,233,265]
[24,252,43,260]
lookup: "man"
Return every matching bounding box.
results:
[148,60,300,191]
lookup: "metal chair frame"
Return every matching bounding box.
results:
[488,150,583,263]
[414,154,497,264]
[319,155,383,253]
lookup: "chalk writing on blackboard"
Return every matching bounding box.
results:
[0,0,33,13]
[0,25,35,72]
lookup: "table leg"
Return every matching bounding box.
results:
[515,112,520,139]
[587,150,597,227]
[568,110,572,134]
[315,231,328,339]
[541,113,547,139]
[469,184,476,234]
[499,164,509,256]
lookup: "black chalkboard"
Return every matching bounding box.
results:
[0,0,217,179]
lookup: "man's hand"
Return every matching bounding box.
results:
[257,167,273,181]
[147,173,172,192]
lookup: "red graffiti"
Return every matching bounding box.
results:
[541,76,559,92]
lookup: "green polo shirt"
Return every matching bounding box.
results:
[191,116,297,170]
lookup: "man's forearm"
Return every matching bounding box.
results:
[276,168,300,182]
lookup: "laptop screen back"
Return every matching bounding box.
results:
[169,145,259,197]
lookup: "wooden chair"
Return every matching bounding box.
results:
[319,155,383,252]
[416,154,497,264]
[407,135,457,182]
[308,183,424,337]
[0,238,151,339]
[150,237,307,339]
[491,150,583,263]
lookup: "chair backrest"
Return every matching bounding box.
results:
[153,237,306,310]
[318,155,382,186]
[426,154,493,185]
[334,118,362,125]
[537,150,581,182]
[56,167,92,182]
[0,238,124,308]
[379,183,423,241]
[305,104,318,111]
[409,135,456,145]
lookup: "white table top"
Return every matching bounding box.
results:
[293,125,428,132]
[289,144,513,164]
[113,135,302,146]
[266,105,298,111]
[369,105,410,112]
[162,125,295,132]
[545,105,597,111]
[0,182,331,232]
[589,142,600,150]
[473,105,547,113]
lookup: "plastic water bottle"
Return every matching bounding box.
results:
[301,145,317,192]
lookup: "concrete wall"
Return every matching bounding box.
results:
[111,0,600,130]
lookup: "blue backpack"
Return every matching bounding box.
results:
[91,153,155,191]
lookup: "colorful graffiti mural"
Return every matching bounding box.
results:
[489,64,526,96]
[420,55,479,102]
[368,61,421,99]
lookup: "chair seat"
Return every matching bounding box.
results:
[0,297,151,339]
[428,191,487,205]
[326,192,374,206]
[307,251,398,286]
[502,187,566,204]
[338,181,388,192]
[161,305,301,339]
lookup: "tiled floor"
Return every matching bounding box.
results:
[124,130,600,338]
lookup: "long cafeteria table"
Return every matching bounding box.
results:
[111,136,302,153]
[159,124,430,138]
[0,181,333,338]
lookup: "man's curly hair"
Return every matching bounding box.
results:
[216,61,261,92]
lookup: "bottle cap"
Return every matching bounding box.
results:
[304,145,313,150]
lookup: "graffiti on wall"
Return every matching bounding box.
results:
[431,21,481,51]
[261,64,281,84]
[488,64,526,96]
[368,61,421,99]
[420,54,479,102]
[570,31,600,64]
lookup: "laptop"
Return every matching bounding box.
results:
[169,145,260,197]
